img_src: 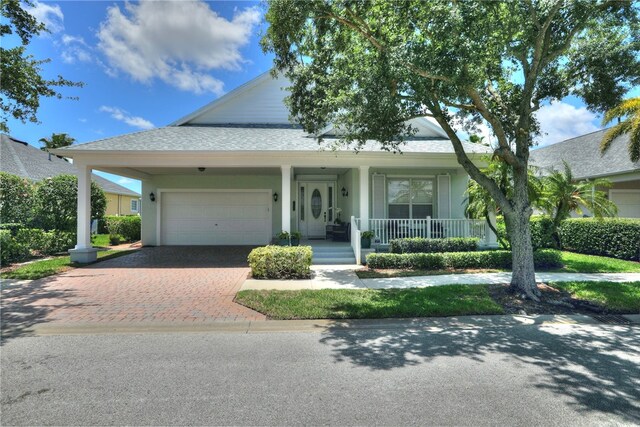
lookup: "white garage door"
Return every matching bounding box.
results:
[610,190,640,218]
[160,191,271,245]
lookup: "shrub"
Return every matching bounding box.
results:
[34,174,106,231]
[0,223,25,235]
[389,237,479,254]
[15,228,45,252]
[104,215,141,242]
[496,215,556,249]
[0,172,35,225]
[14,228,75,255]
[366,249,562,270]
[0,230,30,265]
[559,218,640,261]
[248,245,313,279]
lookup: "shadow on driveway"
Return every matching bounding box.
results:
[319,319,640,423]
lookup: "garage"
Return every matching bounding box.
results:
[160,191,272,245]
[610,190,640,218]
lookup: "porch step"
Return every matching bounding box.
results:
[312,256,357,265]
[311,247,357,265]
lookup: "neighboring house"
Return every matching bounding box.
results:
[530,130,640,218]
[53,72,495,262]
[1,134,141,216]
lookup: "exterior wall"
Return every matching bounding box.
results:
[105,193,141,216]
[141,174,281,246]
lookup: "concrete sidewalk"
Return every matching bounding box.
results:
[240,269,640,291]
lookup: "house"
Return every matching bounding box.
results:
[1,133,141,216]
[530,130,640,218]
[53,72,495,263]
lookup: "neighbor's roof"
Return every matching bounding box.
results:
[56,124,492,155]
[1,134,140,196]
[530,129,639,179]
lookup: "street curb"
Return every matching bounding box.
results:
[20,313,638,337]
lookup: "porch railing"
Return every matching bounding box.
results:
[367,217,487,246]
[350,215,361,265]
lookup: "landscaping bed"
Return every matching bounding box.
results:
[235,281,640,320]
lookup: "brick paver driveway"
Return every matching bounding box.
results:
[2,247,265,336]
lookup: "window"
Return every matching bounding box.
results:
[300,187,305,221]
[387,178,433,219]
[131,199,139,213]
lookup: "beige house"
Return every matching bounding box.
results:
[1,134,140,216]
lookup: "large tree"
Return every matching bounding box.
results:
[1,0,82,133]
[263,0,640,299]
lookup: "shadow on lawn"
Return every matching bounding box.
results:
[320,319,640,423]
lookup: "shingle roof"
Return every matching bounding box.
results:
[529,129,639,179]
[57,124,492,155]
[1,134,140,196]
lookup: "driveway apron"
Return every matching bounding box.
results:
[1,247,266,334]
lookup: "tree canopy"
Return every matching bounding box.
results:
[601,96,640,162]
[1,0,82,133]
[263,0,640,299]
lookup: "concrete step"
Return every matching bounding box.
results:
[312,257,357,265]
[312,251,354,258]
[310,246,353,253]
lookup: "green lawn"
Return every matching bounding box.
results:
[91,234,111,247]
[550,281,640,313]
[357,251,640,279]
[1,250,137,281]
[235,285,504,320]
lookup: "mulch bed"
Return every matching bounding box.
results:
[488,283,606,315]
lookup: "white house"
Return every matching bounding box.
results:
[55,72,495,263]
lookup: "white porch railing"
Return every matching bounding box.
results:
[350,215,362,265]
[367,217,487,245]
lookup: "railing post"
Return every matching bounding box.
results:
[426,216,431,239]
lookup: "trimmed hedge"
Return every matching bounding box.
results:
[0,230,30,265]
[559,218,640,261]
[104,215,141,242]
[248,245,313,279]
[390,237,479,254]
[366,249,563,270]
[496,215,556,249]
[12,228,75,256]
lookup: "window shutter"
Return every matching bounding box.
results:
[437,175,451,219]
[372,174,386,218]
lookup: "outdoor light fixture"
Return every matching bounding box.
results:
[273,192,279,202]
[149,192,156,202]
[341,187,348,197]
[198,167,206,172]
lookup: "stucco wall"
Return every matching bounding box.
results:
[105,193,141,216]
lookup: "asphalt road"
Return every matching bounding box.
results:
[2,322,639,426]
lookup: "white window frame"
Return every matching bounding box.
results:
[130,198,139,213]
[387,177,435,219]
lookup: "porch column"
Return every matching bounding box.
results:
[69,163,98,263]
[281,165,292,233]
[359,165,369,231]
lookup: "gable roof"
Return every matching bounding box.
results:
[57,124,491,154]
[1,134,140,196]
[529,129,638,180]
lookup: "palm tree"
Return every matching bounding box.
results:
[540,161,617,244]
[465,159,543,248]
[39,133,75,160]
[601,97,640,162]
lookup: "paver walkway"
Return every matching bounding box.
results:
[241,269,640,290]
[1,247,265,339]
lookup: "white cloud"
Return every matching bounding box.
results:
[26,1,64,34]
[118,177,135,185]
[99,106,154,130]
[535,101,600,147]
[60,34,93,64]
[96,1,261,95]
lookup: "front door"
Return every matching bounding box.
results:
[299,182,328,238]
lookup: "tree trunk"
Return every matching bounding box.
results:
[505,168,540,301]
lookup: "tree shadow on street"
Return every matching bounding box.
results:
[320,319,640,423]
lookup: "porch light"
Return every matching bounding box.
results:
[273,192,278,202]
[341,187,348,197]
[149,192,156,202]
[198,167,206,172]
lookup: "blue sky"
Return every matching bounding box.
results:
[4,1,638,194]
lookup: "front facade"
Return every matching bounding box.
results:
[55,72,494,262]
[530,130,640,218]
[105,193,141,216]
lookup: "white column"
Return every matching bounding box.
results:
[70,163,98,263]
[359,165,369,231]
[281,165,292,233]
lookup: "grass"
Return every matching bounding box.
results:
[91,234,111,247]
[357,251,640,279]
[550,281,640,313]
[1,250,137,280]
[235,285,504,320]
